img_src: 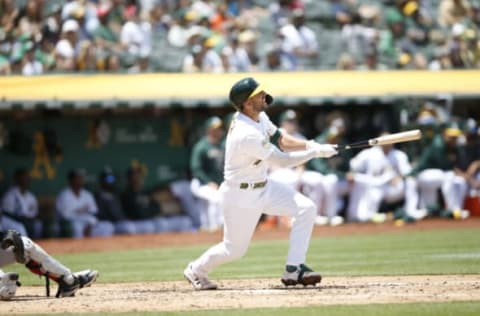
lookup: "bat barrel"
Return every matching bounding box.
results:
[374,129,422,146]
[335,129,422,151]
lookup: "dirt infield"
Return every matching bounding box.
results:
[2,218,480,314]
[3,275,480,314]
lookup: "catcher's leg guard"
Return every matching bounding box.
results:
[22,236,73,281]
[22,236,99,297]
[1,230,26,263]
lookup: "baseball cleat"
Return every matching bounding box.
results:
[281,264,322,287]
[184,263,217,290]
[56,269,98,298]
[75,269,99,289]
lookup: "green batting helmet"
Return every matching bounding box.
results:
[229,77,273,110]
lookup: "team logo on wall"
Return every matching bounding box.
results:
[31,131,56,179]
[86,119,110,149]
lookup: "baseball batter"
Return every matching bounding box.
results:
[184,77,338,290]
[0,229,98,300]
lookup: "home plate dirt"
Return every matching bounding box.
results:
[2,275,479,314]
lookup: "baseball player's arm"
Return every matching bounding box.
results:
[278,131,309,151]
[266,145,337,169]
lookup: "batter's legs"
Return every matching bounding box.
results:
[262,180,316,266]
[189,184,262,278]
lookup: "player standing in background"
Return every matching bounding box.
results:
[0,228,98,300]
[184,77,338,290]
[303,119,351,226]
[409,124,470,219]
[190,116,225,232]
[1,168,42,238]
[346,132,423,223]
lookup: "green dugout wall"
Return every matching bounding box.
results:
[0,70,479,196]
[0,113,193,194]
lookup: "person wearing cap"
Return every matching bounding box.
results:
[279,8,318,68]
[55,19,80,71]
[120,166,159,234]
[190,116,225,232]
[1,168,41,238]
[408,123,470,219]
[303,117,352,226]
[93,5,118,46]
[182,36,223,73]
[94,167,136,235]
[168,9,197,48]
[21,41,43,75]
[120,5,150,58]
[184,77,337,290]
[221,33,253,72]
[346,131,420,223]
[438,0,473,27]
[56,169,114,238]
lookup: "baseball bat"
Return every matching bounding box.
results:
[336,129,422,150]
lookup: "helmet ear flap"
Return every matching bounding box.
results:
[265,94,274,105]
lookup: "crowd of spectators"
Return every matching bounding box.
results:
[1,0,479,75]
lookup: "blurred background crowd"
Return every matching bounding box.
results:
[1,0,480,75]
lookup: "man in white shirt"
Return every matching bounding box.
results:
[55,19,79,71]
[56,169,114,238]
[280,9,318,68]
[1,168,41,238]
[347,134,420,222]
[120,5,151,58]
[184,77,338,290]
[0,229,98,299]
[22,42,43,76]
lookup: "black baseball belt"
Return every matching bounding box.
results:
[239,180,267,189]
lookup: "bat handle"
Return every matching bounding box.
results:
[334,144,350,151]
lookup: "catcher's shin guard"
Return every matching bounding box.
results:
[22,236,73,279]
[20,235,77,297]
[1,230,26,263]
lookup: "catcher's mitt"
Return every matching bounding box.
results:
[1,230,26,264]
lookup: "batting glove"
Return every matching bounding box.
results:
[307,141,338,158]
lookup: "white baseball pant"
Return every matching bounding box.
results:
[190,179,316,278]
[417,169,468,210]
[190,179,223,231]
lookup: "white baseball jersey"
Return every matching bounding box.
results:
[224,111,278,183]
[350,146,412,182]
[1,187,38,218]
[190,109,318,279]
[56,187,98,220]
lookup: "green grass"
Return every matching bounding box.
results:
[25,301,480,316]
[5,227,480,285]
